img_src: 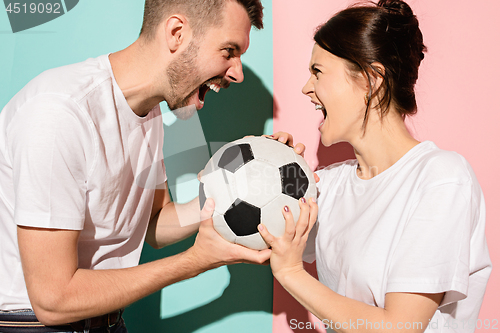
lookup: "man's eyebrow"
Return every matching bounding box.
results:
[222,42,242,53]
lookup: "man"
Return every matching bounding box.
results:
[0,0,270,332]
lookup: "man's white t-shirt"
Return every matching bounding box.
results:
[305,141,491,332]
[0,55,166,310]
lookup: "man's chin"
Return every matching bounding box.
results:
[170,104,198,120]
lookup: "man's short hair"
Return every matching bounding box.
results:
[140,0,264,41]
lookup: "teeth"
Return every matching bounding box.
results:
[206,83,220,93]
[315,104,324,110]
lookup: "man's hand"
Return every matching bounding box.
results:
[186,198,271,270]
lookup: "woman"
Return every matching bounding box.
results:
[259,1,492,332]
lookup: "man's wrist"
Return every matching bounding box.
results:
[180,246,212,278]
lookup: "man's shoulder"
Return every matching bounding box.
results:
[2,54,114,123]
[28,55,113,102]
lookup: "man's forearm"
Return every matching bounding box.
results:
[31,249,204,326]
[22,200,271,326]
[146,198,202,249]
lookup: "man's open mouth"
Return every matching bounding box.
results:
[198,79,229,105]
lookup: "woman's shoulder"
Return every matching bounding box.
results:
[315,159,358,185]
[316,159,357,174]
[411,141,477,186]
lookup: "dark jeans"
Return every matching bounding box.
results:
[0,310,128,333]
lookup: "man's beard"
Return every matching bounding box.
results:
[166,41,202,120]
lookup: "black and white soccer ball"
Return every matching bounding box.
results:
[199,136,317,250]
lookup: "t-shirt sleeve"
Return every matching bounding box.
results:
[387,179,475,307]
[8,95,91,230]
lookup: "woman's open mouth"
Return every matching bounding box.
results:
[315,103,327,119]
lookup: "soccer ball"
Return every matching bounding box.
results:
[199,136,317,250]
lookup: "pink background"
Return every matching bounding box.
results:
[272,0,500,332]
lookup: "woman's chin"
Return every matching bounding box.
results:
[320,136,335,147]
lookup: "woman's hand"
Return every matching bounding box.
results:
[264,132,305,157]
[258,197,318,281]
[264,132,320,183]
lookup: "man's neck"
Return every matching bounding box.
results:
[109,39,165,117]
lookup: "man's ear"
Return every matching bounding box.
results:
[164,15,191,52]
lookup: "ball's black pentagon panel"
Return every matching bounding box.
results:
[293,153,318,200]
[218,144,254,173]
[280,162,309,200]
[224,199,261,236]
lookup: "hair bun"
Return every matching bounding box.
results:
[377,0,414,18]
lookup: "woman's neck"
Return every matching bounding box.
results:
[351,109,420,180]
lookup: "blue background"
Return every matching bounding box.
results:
[0,0,274,332]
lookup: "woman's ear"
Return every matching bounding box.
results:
[164,14,191,53]
[369,62,385,93]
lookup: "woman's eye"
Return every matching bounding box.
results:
[312,67,321,76]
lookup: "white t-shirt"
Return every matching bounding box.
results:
[305,141,491,332]
[0,55,166,310]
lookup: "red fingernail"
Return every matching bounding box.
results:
[301,197,306,203]
[284,206,290,212]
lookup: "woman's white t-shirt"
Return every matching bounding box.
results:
[305,141,491,332]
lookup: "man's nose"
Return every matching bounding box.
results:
[225,58,244,83]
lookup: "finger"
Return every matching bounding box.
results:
[282,205,296,241]
[295,197,311,237]
[293,143,306,157]
[200,198,215,222]
[270,131,286,139]
[272,131,294,147]
[258,223,275,246]
[305,197,318,235]
[243,135,255,138]
[232,243,272,264]
[278,135,290,145]
[314,172,320,183]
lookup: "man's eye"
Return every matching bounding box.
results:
[224,48,235,59]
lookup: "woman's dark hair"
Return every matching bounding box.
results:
[314,0,426,123]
